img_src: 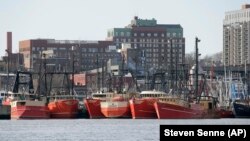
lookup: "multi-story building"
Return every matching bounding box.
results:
[18,17,185,92]
[106,16,185,74]
[223,4,250,66]
[19,39,118,72]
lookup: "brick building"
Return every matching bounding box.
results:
[106,16,185,74]
[19,39,119,72]
[17,17,185,93]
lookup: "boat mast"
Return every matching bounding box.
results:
[195,37,200,102]
[12,71,34,95]
[71,46,75,95]
[101,58,104,92]
[43,53,48,98]
[5,49,10,94]
[96,54,100,92]
[170,39,173,93]
[119,53,125,93]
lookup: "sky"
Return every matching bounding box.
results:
[0,0,249,58]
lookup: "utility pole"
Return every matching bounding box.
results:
[195,37,201,100]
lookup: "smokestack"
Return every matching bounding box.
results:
[7,32,12,54]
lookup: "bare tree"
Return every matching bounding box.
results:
[185,52,195,68]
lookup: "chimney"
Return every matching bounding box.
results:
[7,32,12,54]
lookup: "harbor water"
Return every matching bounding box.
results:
[0,119,249,141]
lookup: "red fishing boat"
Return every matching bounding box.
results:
[100,94,131,118]
[4,91,49,120]
[7,71,50,119]
[154,94,221,119]
[84,92,114,118]
[100,92,138,118]
[45,67,80,118]
[129,90,166,119]
[11,99,50,119]
[5,92,50,119]
[48,95,79,118]
[154,96,204,119]
[5,92,50,120]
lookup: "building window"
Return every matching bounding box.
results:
[134,33,137,36]
[167,33,170,37]
[147,33,151,37]
[47,47,54,50]
[154,33,158,37]
[161,33,164,37]
[127,32,130,36]
[121,32,124,36]
[141,33,145,37]
[173,32,176,37]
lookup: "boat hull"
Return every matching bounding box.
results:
[48,99,79,118]
[129,98,157,119]
[154,102,203,119]
[216,109,234,118]
[101,101,131,118]
[232,101,250,118]
[84,99,104,119]
[11,100,49,119]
